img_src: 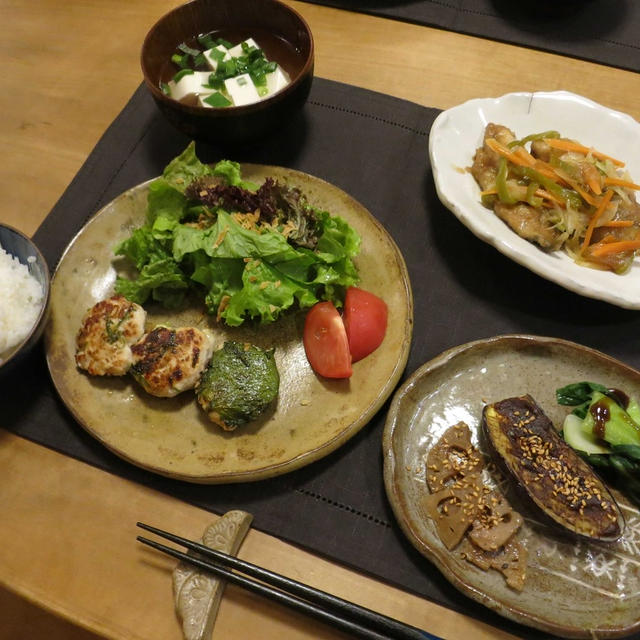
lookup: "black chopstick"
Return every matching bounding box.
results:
[137,522,442,640]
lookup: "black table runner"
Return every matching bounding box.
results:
[300,0,640,74]
[6,79,640,640]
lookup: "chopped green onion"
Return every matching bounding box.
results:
[173,68,195,83]
[178,42,202,58]
[208,47,226,63]
[197,32,217,49]
[204,74,224,90]
[193,53,207,68]
[171,53,191,69]
[250,68,266,87]
[241,41,258,54]
[202,92,232,107]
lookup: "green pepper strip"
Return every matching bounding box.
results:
[507,130,561,149]
[496,157,518,204]
[525,181,542,207]
[512,165,583,209]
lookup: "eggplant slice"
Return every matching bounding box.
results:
[482,395,624,542]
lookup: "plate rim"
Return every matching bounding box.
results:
[383,333,640,638]
[428,90,640,310]
[46,164,414,483]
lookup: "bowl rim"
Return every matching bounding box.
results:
[140,0,314,116]
[0,223,51,368]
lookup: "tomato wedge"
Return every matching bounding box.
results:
[342,287,388,363]
[303,301,352,378]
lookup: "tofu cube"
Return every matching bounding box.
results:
[203,44,231,71]
[266,65,290,96]
[224,74,260,106]
[227,38,259,58]
[168,71,214,102]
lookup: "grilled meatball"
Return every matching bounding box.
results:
[196,341,280,430]
[75,295,146,376]
[130,326,215,397]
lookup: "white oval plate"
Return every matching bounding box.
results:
[428,91,640,309]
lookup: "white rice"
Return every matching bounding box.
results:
[0,243,44,357]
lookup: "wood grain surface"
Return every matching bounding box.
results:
[2,1,640,638]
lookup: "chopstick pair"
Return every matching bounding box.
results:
[137,522,442,640]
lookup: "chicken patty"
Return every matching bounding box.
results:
[196,341,280,430]
[75,295,147,376]
[130,326,215,397]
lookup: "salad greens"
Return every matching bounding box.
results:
[557,381,640,505]
[114,143,360,326]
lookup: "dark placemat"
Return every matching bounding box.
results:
[300,0,640,73]
[6,78,640,640]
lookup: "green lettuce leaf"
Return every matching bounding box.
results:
[212,159,259,191]
[162,141,214,193]
[113,144,361,325]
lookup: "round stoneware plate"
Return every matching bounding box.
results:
[46,165,413,483]
[429,91,640,309]
[383,335,640,638]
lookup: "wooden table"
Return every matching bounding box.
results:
[2,2,640,638]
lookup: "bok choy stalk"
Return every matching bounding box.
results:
[557,381,640,505]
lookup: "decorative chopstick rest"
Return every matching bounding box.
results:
[172,510,253,640]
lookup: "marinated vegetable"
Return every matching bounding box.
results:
[557,381,640,505]
[424,422,528,590]
[196,341,280,430]
[471,124,640,273]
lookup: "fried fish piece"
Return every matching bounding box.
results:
[130,326,215,397]
[75,295,147,376]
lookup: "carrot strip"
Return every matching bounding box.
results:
[604,177,640,190]
[581,189,614,253]
[513,146,536,166]
[532,160,562,181]
[582,164,602,195]
[552,166,601,207]
[589,239,640,258]
[485,138,531,167]
[586,176,602,195]
[480,188,498,196]
[543,138,625,167]
[599,220,634,228]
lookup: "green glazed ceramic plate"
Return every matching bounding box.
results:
[46,165,412,483]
